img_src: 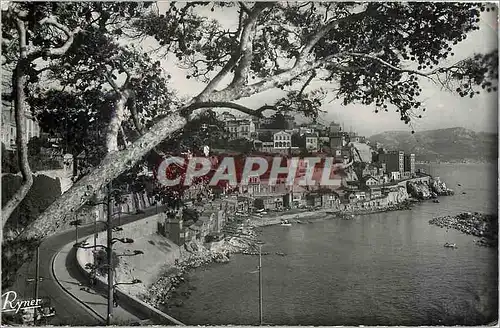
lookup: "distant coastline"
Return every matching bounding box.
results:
[415,159,496,165]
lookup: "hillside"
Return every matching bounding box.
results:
[369,127,498,162]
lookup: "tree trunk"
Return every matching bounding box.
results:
[17,112,187,241]
[106,90,131,152]
[2,19,34,229]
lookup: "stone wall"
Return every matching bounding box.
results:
[110,214,160,241]
[75,233,183,324]
[34,170,73,194]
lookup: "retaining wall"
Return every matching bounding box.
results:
[75,215,184,325]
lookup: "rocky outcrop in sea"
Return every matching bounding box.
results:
[407,181,433,200]
[429,212,498,247]
[430,178,455,196]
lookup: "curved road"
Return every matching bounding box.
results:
[7,206,165,325]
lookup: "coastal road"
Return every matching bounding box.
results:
[7,205,167,325]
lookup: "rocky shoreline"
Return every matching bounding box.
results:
[429,212,498,247]
[140,221,259,310]
[141,199,426,313]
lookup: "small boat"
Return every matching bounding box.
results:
[444,243,457,248]
[462,192,467,194]
[276,252,286,256]
[433,199,440,203]
[457,183,461,186]
[280,219,292,226]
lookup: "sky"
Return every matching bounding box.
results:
[149,2,498,137]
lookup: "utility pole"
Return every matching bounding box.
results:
[258,244,263,326]
[33,246,40,325]
[75,217,79,244]
[94,217,97,251]
[106,182,114,326]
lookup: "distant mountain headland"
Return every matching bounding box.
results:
[369,127,498,163]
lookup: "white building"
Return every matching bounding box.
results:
[225,118,256,140]
[2,100,40,150]
[298,126,315,135]
[365,176,380,186]
[304,133,318,152]
[273,130,292,149]
[390,171,401,181]
[262,141,274,153]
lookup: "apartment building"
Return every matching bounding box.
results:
[378,150,405,174]
[2,101,41,150]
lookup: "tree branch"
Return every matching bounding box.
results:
[239,2,251,15]
[298,70,317,96]
[230,3,273,88]
[17,110,189,240]
[187,102,276,118]
[127,94,182,166]
[119,62,132,87]
[28,16,81,61]
[102,65,121,91]
[294,6,372,67]
[120,125,128,148]
[2,18,34,229]
[195,52,242,100]
[195,3,274,101]
[342,52,441,77]
[106,89,132,152]
[208,54,339,103]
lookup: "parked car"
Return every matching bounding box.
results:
[21,306,56,325]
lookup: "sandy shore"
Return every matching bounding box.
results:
[248,201,415,227]
[248,208,333,227]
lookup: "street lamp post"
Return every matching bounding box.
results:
[75,219,79,244]
[258,243,263,326]
[33,246,40,325]
[76,183,139,325]
[94,218,97,251]
[70,219,83,245]
[106,182,113,326]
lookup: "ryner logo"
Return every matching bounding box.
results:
[1,291,43,314]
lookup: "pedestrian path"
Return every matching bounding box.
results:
[53,239,145,324]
